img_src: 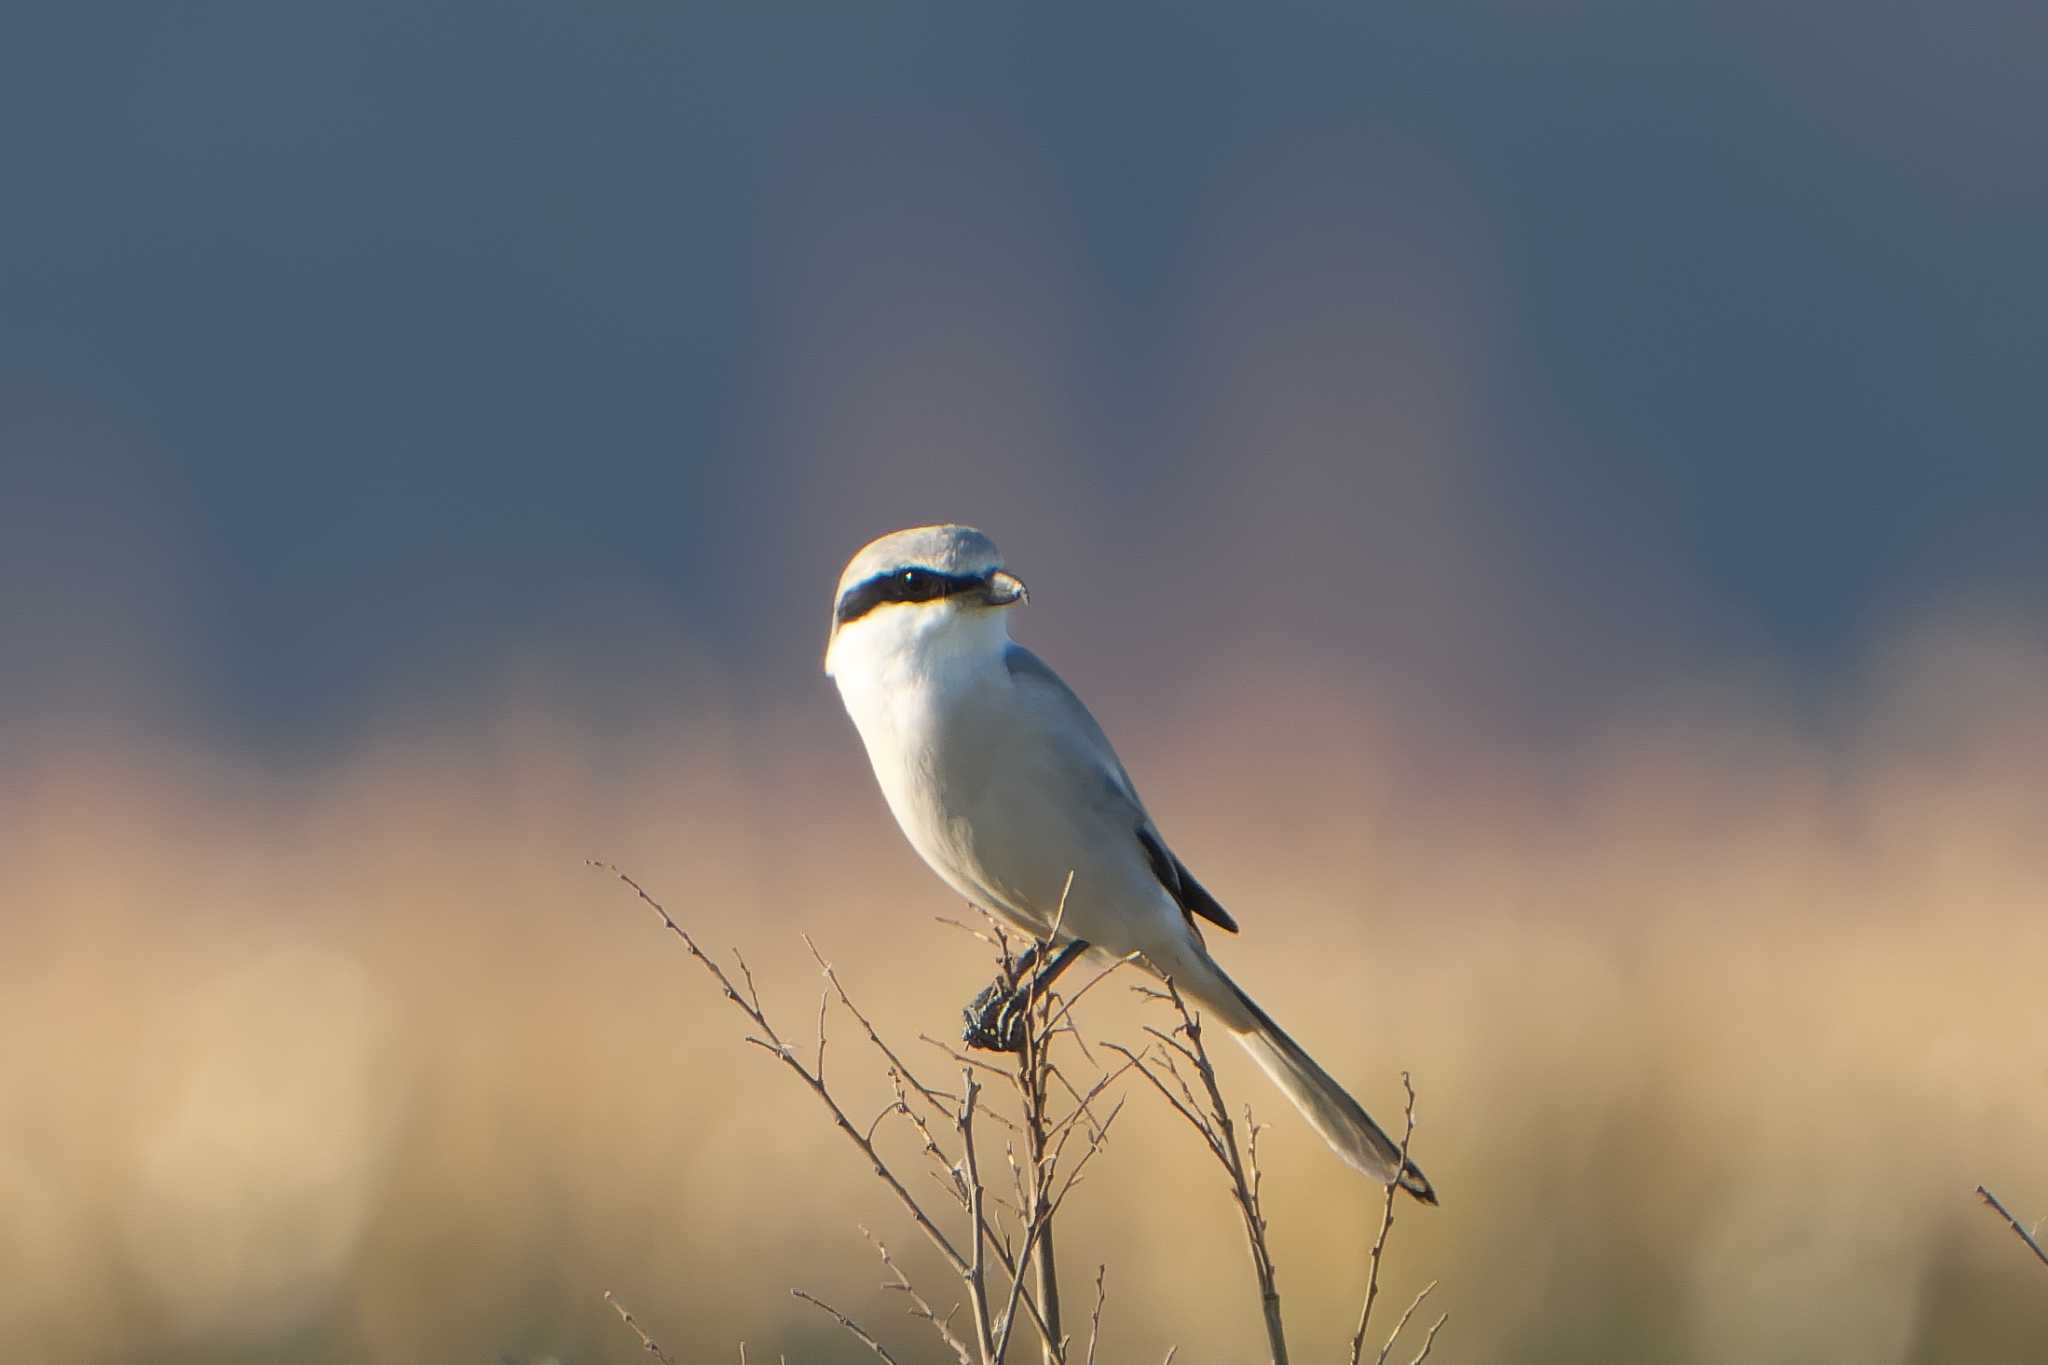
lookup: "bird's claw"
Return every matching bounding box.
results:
[961,980,1030,1053]
[959,939,1090,1053]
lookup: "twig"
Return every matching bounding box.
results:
[816,989,830,1086]
[732,949,764,1014]
[603,864,1291,1365]
[1047,871,1075,943]
[1040,1055,1142,1149]
[792,1289,904,1364]
[1016,926,1065,1364]
[594,866,978,1332]
[1406,1312,1449,1365]
[920,1034,1022,1085]
[958,1071,998,1363]
[806,936,956,1114]
[970,1198,1060,1355]
[1102,1044,1220,1163]
[1040,955,1141,1055]
[988,967,1075,1365]
[1084,1265,1107,1365]
[1244,1107,1267,1267]
[1374,1281,1436,1365]
[1976,1185,2048,1270]
[1349,1072,1420,1365]
[604,1291,680,1365]
[862,1227,977,1365]
[1045,1098,1127,1223]
[889,1074,966,1201]
[1123,979,1288,1365]
[937,913,1002,948]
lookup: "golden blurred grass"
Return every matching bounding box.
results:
[4,610,2045,1364]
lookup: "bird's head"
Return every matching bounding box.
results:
[824,525,1028,678]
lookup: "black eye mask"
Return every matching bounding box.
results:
[834,567,992,626]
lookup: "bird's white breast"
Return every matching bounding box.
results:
[830,603,1180,951]
[829,607,1019,910]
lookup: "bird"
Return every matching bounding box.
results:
[823,524,1435,1204]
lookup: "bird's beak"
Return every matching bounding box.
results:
[984,570,1028,608]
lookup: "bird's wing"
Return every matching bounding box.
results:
[1136,824,1239,934]
[1003,643,1239,935]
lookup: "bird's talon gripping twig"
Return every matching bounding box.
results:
[960,940,1089,1053]
[961,981,1030,1053]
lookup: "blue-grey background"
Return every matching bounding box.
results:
[7,1,2042,753]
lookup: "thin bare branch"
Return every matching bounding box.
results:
[920,1034,1021,1085]
[1084,1266,1107,1365]
[1374,1281,1437,1365]
[988,954,1075,1365]
[865,1099,899,1145]
[1349,1072,1421,1365]
[992,1193,1057,1364]
[1047,1086,1125,1187]
[1128,978,1287,1365]
[1015,931,1066,1365]
[1139,1022,1205,1072]
[935,914,1002,948]
[1976,1185,2048,1270]
[731,948,763,1015]
[791,1289,904,1364]
[958,1072,998,1363]
[603,863,1345,1365]
[1047,870,1075,943]
[890,1074,965,1192]
[1244,1107,1267,1244]
[806,935,955,1112]
[815,987,830,1087]
[927,1163,973,1214]
[594,865,974,1287]
[971,1201,1059,1355]
[863,1226,976,1365]
[1047,1098,1127,1217]
[1041,1061,1117,1147]
[1101,1043,1223,1163]
[604,1290,680,1365]
[1041,953,1140,1039]
[1406,1313,1449,1365]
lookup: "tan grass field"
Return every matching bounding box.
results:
[5,607,2044,1364]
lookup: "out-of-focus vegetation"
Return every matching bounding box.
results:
[6,609,2045,1363]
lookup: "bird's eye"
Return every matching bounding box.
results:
[898,569,931,598]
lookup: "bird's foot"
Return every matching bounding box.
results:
[959,939,1090,1054]
[961,980,1030,1054]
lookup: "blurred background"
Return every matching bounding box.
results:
[4,2,2046,1361]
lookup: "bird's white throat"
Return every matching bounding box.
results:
[826,598,1013,690]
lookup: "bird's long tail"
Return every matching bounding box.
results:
[1169,951,1436,1204]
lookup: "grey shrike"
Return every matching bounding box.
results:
[824,524,1435,1203]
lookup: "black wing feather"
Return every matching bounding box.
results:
[1136,825,1239,934]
